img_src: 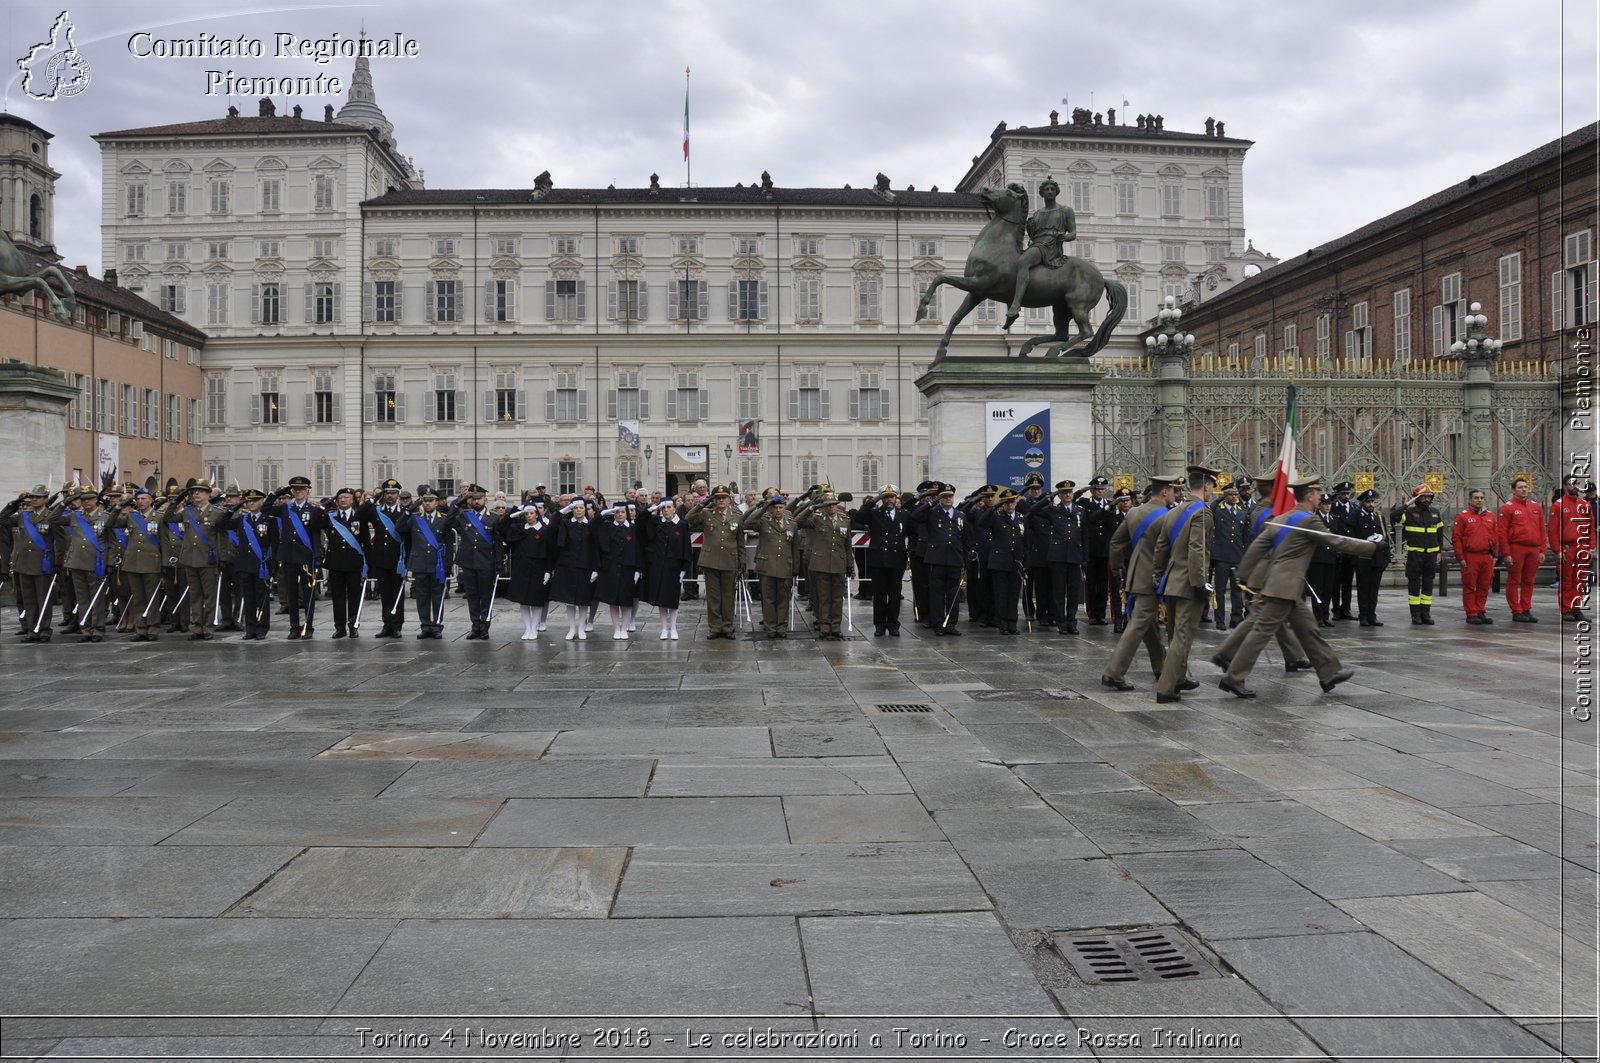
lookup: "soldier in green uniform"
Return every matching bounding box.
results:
[1100,475,1182,690]
[1,485,67,641]
[166,478,231,640]
[1150,466,1218,703]
[1213,473,1314,673]
[741,492,798,638]
[60,487,114,642]
[110,486,168,642]
[798,488,855,639]
[1005,177,1077,330]
[684,485,744,639]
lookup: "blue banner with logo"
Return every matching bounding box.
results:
[985,401,1049,490]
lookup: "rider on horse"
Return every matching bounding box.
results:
[1004,177,1076,330]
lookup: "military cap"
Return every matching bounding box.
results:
[242,488,267,502]
[1235,476,1255,491]
[399,490,413,500]
[132,486,153,499]
[1289,474,1323,490]
[762,486,780,500]
[184,477,212,493]
[1113,488,1136,501]
[466,485,488,499]
[1332,480,1354,494]
[1023,472,1045,487]
[104,483,125,496]
[768,494,788,506]
[937,485,956,498]
[288,475,312,490]
[977,484,998,497]
[996,488,1020,502]
[879,485,899,497]
[334,486,356,498]
[1252,472,1278,491]
[222,485,242,497]
[712,485,732,499]
[1222,485,1239,496]
[1147,474,1184,490]
[70,486,99,501]
[1054,479,1076,492]
[1088,475,1110,488]
[378,478,403,494]
[1187,464,1221,480]
[915,480,936,494]
[420,491,440,502]
[1357,488,1379,502]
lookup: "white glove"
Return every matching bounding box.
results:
[633,571,641,583]
[590,571,598,583]
[1366,533,1384,543]
[542,572,551,584]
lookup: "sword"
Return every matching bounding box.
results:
[354,577,371,631]
[212,577,223,629]
[486,573,500,622]
[388,575,409,617]
[169,584,189,617]
[81,577,108,622]
[143,587,167,619]
[32,572,58,634]
[300,564,316,637]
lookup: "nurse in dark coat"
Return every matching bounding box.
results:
[503,501,553,640]
[550,501,600,640]
[643,498,693,640]
[596,504,642,640]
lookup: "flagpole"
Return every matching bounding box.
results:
[683,67,691,190]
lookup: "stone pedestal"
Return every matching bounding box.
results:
[916,358,1102,488]
[0,363,76,498]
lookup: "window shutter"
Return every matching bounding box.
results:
[1431,305,1445,357]
[363,394,375,423]
[455,390,466,422]
[545,280,557,321]
[546,390,556,420]
[280,392,294,425]
[426,280,436,322]
[1344,331,1354,361]
[788,389,799,419]
[1553,271,1567,330]
[362,281,373,322]
[304,394,315,423]
[250,394,261,424]
[819,389,831,420]
[667,387,678,419]
[575,281,586,321]
[607,280,618,321]
[882,391,891,419]
[698,389,708,421]
[848,388,860,419]
[668,281,679,320]
[728,282,739,319]
[639,389,650,420]
[635,282,646,321]
[331,396,342,424]
[484,279,495,322]
[391,284,402,322]
[424,392,436,423]
[697,280,709,319]
[393,392,407,422]
[251,283,261,324]
[515,390,528,422]
[607,389,617,419]
[759,281,769,320]
[577,390,588,421]
[483,390,496,421]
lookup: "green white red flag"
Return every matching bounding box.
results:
[1269,384,1298,514]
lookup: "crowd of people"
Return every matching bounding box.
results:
[2,469,1591,692]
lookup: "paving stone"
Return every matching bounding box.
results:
[1421,749,1591,790]
[896,758,1038,809]
[464,703,674,730]
[1014,761,1148,795]
[648,758,865,796]
[231,846,626,918]
[161,797,501,846]
[782,795,943,843]
[543,726,771,758]
[0,845,297,916]
[818,755,913,794]
[769,724,885,758]
[1446,803,1600,869]
[378,757,653,798]
[65,705,300,730]
[332,917,810,1022]
[1212,752,1376,790]
[475,797,789,847]
[1043,791,1232,854]
[1471,875,1600,948]
[85,731,343,760]
[118,759,412,798]
[1334,891,1591,1020]
[38,1038,357,1062]
[957,722,1101,764]
[1387,836,1570,881]
[970,855,1168,930]
[0,731,140,759]
[933,804,1103,863]
[1122,758,1285,804]
[1527,784,1600,816]
[263,703,488,731]
[0,707,116,731]
[1525,1019,1598,1061]
[0,918,395,1018]
[1287,787,1501,840]
[0,796,228,846]
[878,734,990,761]
[1116,850,1363,939]
[316,731,555,759]
[0,758,174,797]
[1212,932,1556,1059]
[1323,748,1551,807]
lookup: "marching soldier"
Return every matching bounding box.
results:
[743,492,800,638]
[1400,483,1445,625]
[60,486,114,642]
[265,475,328,639]
[1216,476,1379,698]
[323,487,368,638]
[1100,474,1181,691]
[685,485,744,640]
[1213,473,1314,671]
[1035,480,1084,635]
[167,479,231,640]
[447,485,502,640]
[227,489,277,640]
[399,492,450,639]
[852,487,911,637]
[912,485,968,636]
[797,488,855,640]
[359,479,409,638]
[2,486,67,641]
[109,487,166,641]
[1149,466,1217,703]
[979,488,1027,634]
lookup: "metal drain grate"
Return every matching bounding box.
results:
[1056,927,1222,985]
[875,703,933,713]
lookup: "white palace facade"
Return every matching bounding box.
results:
[96,59,1269,498]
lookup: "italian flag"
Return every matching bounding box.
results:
[1269,383,1298,515]
[682,84,690,161]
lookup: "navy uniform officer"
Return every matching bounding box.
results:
[978,488,1027,635]
[358,478,409,639]
[1034,480,1085,635]
[447,484,502,640]
[398,492,450,640]
[227,489,277,640]
[911,484,969,636]
[851,486,911,637]
[323,487,368,639]
[264,475,329,639]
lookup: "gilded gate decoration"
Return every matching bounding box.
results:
[1090,356,1562,510]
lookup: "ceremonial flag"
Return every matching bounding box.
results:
[1269,383,1298,515]
[618,419,640,450]
[682,71,690,162]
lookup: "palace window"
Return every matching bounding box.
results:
[732,279,768,321]
[546,279,585,321]
[1393,288,1412,364]
[486,277,517,322]
[1498,252,1522,341]
[737,369,761,419]
[851,369,886,421]
[429,278,459,322]
[205,373,227,426]
[790,369,829,421]
[255,371,281,426]
[311,369,338,424]
[795,275,821,323]
[259,178,281,212]
[313,174,335,211]
[429,370,462,423]
[206,281,228,325]
[253,282,281,324]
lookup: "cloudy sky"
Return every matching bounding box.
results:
[4,0,1595,270]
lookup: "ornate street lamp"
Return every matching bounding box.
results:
[1144,295,1196,359]
[1450,301,1503,365]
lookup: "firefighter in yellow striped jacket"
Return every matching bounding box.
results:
[1400,483,1445,626]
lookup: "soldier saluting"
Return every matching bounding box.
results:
[912,484,968,636]
[264,475,328,639]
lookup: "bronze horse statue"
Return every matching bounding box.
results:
[917,184,1126,362]
[0,227,76,323]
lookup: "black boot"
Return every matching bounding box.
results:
[1410,605,1422,625]
[1420,606,1435,625]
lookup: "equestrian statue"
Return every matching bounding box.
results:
[917,180,1125,363]
[0,227,76,323]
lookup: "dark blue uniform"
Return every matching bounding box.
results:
[227,507,277,639]
[446,499,502,639]
[980,505,1026,634]
[1210,497,1250,628]
[912,501,968,634]
[852,495,911,635]
[264,495,327,638]
[1035,499,1085,632]
[322,505,368,637]
[357,501,409,635]
[398,506,451,638]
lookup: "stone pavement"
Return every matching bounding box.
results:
[0,590,1595,1062]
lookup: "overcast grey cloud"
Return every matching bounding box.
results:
[4,0,1595,270]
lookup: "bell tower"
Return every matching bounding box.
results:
[0,113,61,255]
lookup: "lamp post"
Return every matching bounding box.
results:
[1145,295,1197,473]
[723,443,733,479]
[1450,301,1504,366]
[644,444,653,481]
[1452,301,1503,506]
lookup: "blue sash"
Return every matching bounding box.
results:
[413,514,446,582]
[1157,501,1207,595]
[464,509,496,562]
[73,512,107,580]
[328,516,368,582]
[113,529,128,549]
[1271,510,1314,551]
[241,519,270,581]
[20,512,51,574]
[128,512,160,552]
[1128,507,1165,556]
[1251,506,1275,539]
[284,504,314,554]
[185,506,217,565]
[374,508,407,575]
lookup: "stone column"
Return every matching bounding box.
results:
[0,363,76,498]
[1462,357,1496,494]
[1155,349,1190,475]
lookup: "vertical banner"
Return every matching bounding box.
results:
[738,419,760,454]
[985,402,1049,490]
[96,433,120,489]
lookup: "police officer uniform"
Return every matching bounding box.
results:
[907,481,936,625]
[323,488,369,638]
[979,488,1027,634]
[1017,472,1051,624]
[448,486,503,640]
[1034,480,1084,634]
[851,488,911,636]
[685,486,745,639]
[359,479,410,638]
[216,487,243,630]
[1347,489,1390,626]
[1328,481,1358,620]
[1080,475,1116,624]
[399,494,450,639]
[912,485,968,635]
[1210,485,1249,629]
[265,476,328,638]
[228,490,277,639]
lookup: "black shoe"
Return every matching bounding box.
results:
[1370,616,1384,627]
[889,627,900,636]
[1089,618,1108,626]
[1178,678,1200,692]
[1320,668,1355,693]
[37,633,51,642]
[417,631,430,639]
[1219,678,1257,699]
[287,631,302,640]
[1466,615,1482,625]
[1525,613,1540,623]
[129,634,148,643]
[1156,692,1182,704]
[1100,675,1134,691]
[1113,622,1127,634]
[62,624,82,635]
[1478,615,1493,624]
[1564,611,1584,622]
[1420,608,1435,626]
[349,630,360,638]
[1575,611,1591,622]
[776,632,787,639]
[78,635,94,643]
[1359,617,1372,627]
[1285,658,1313,672]
[332,630,347,639]
[944,628,961,636]
[874,627,886,636]
[189,632,206,641]
[1229,617,1241,628]
[1210,653,1231,670]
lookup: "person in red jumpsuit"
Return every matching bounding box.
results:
[1452,488,1499,624]
[1498,476,1546,622]
[1549,475,1593,622]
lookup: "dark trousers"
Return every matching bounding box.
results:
[1211,561,1243,624]
[124,571,162,637]
[1356,564,1384,619]
[1026,564,1052,622]
[1334,556,1356,617]
[458,567,494,632]
[241,574,271,636]
[1405,553,1438,607]
[280,562,318,635]
[967,561,989,622]
[17,572,54,634]
[910,556,930,624]
[928,563,963,631]
[217,567,239,627]
[327,568,364,632]
[991,568,1021,630]
[1051,562,1082,626]
[853,549,873,597]
[1085,555,1110,620]
[412,574,445,634]
[1309,561,1337,623]
[376,569,406,629]
[870,564,904,631]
